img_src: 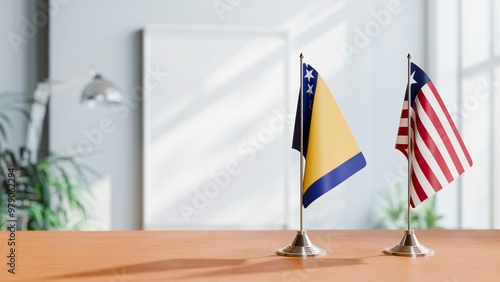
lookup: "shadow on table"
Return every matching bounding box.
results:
[181,255,371,280]
[46,255,379,280]
[46,258,247,280]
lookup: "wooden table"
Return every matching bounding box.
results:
[0,230,499,281]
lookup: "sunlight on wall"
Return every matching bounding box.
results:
[143,0,425,230]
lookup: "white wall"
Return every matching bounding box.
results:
[49,0,426,230]
[0,0,38,150]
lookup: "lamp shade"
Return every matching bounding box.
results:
[81,74,122,106]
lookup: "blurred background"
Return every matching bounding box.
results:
[1,0,498,230]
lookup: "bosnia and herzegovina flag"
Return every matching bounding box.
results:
[292,63,366,208]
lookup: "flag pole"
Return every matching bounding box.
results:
[299,53,304,232]
[277,53,325,257]
[406,53,412,232]
[383,53,434,257]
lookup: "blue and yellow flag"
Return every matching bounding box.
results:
[292,63,366,208]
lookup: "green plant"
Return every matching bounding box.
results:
[373,182,444,229]
[0,148,93,230]
[0,91,94,230]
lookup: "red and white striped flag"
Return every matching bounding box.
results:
[396,63,473,208]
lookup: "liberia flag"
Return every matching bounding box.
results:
[396,63,473,208]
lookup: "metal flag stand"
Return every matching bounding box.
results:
[383,54,434,257]
[277,53,326,257]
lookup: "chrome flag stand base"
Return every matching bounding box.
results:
[277,230,326,257]
[383,230,434,257]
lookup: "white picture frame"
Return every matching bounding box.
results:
[142,24,291,230]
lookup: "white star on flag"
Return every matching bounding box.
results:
[304,69,314,82]
[410,71,417,86]
[307,84,314,96]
